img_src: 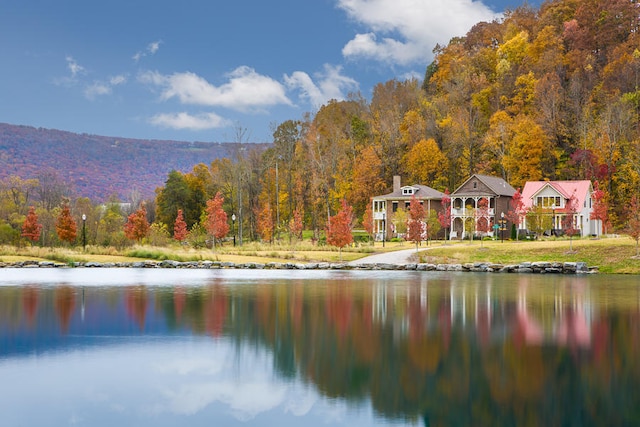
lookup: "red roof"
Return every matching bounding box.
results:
[521,181,592,212]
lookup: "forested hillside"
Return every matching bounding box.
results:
[0,123,247,201]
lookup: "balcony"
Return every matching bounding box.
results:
[452,208,495,216]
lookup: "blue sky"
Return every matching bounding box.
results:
[1,0,540,143]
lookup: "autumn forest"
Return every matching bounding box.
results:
[2,0,640,246]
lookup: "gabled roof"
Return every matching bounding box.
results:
[521,180,592,211]
[374,184,445,200]
[453,174,516,197]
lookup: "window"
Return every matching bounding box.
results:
[402,187,416,195]
[536,196,561,208]
[392,202,398,212]
[473,181,477,189]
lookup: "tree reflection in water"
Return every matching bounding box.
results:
[1,271,639,426]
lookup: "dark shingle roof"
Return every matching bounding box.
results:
[476,174,516,196]
[375,184,445,200]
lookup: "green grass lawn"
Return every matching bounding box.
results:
[418,236,640,274]
[1,236,638,273]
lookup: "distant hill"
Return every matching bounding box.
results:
[0,123,261,202]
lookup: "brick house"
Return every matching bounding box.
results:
[371,176,445,241]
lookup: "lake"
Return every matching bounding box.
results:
[0,268,639,426]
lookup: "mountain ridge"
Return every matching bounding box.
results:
[0,122,257,202]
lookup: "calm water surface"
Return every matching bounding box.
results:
[0,269,639,426]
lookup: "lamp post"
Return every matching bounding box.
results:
[500,211,505,243]
[551,203,556,236]
[382,211,386,248]
[231,213,236,247]
[81,214,87,251]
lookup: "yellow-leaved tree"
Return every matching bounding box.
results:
[402,138,448,187]
[503,116,551,188]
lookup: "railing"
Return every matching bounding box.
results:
[373,212,385,220]
[451,208,495,216]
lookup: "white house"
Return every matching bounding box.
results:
[520,180,597,237]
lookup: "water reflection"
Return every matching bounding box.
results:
[0,270,639,426]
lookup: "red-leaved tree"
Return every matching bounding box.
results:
[627,195,640,257]
[475,197,491,248]
[506,188,526,240]
[362,203,373,243]
[407,195,425,251]
[289,207,303,241]
[326,199,353,260]
[21,206,42,244]
[205,192,229,249]
[124,204,150,243]
[173,209,188,242]
[590,181,609,236]
[562,193,579,252]
[438,189,451,243]
[56,202,77,245]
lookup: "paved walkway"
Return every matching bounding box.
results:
[348,247,426,266]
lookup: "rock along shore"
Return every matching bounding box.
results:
[0,260,598,274]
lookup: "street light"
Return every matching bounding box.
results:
[551,203,556,236]
[81,214,87,251]
[231,213,236,246]
[500,211,505,243]
[382,211,386,248]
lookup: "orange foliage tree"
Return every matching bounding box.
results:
[326,199,353,260]
[257,203,274,243]
[407,195,425,251]
[124,204,150,243]
[173,209,188,242]
[205,192,229,248]
[56,202,77,244]
[21,206,42,243]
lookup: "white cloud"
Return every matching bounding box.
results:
[84,74,127,100]
[66,55,85,77]
[148,40,161,54]
[84,82,111,99]
[284,64,358,108]
[139,66,292,112]
[133,40,162,62]
[337,0,498,65]
[110,75,127,86]
[148,111,231,130]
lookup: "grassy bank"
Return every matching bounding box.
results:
[418,236,640,274]
[0,236,638,274]
[0,240,382,266]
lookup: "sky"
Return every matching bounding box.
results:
[1,0,541,143]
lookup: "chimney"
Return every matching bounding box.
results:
[393,175,401,192]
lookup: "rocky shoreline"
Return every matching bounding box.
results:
[1,259,597,274]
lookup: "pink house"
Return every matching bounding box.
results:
[520,180,597,237]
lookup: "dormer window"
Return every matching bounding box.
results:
[402,186,416,195]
